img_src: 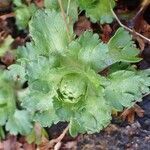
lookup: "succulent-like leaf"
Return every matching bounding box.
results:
[108,28,142,63]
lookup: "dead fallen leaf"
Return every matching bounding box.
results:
[0,142,4,150]
[0,0,10,11]
[121,104,144,123]
[74,16,92,36]
[3,135,17,150]
[23,143,36,150]
[133,17,150,45]
[34,0,44,8]
[136,36,145,50]
[1,51,15,66]
[100,24,112,43]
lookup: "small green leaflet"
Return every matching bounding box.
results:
[7,64,26,85]
[108,28,142,63]
[78,0,115,24]
[0,71,16,126]
[13,0,37,29]
[29,9,74,55]
[67,28,141,72]
[0,71,33,136]
[105,70,150,111]
[6,110,32,135]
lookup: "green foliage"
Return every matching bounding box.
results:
[105,70,150,111]
[29,10,74,55]
[78,0,115,23]
[0,71,16,126]
[13,0,37,29]
[108,28,142,62]
[44,0,115,24]
[0,71,33,136]
[6,110,32,135]
[0,126,5,140]
[8,9,149,137]
[67,28,141,72]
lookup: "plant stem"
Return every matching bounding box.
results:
[0,13,15,20]
[67,0,71,16]
[45,125,69,149]
[111,9,150,43]
[58,0,71,42]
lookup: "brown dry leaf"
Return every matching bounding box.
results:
[121,108,134,124]
[140,20,150,40]
[0,142,4,150]
[3,135,22,150]
[0,135,38,150]
[34,123,42,140]
[23,143,36,150]
[134,18,150,46]
[19,136,36,150]
[74,16,92,36]
[134,104,145,117]
[100,24,112,43]
[0,0,10,11]
[0,19,10,42]
[1,51,15,66]
[34,0,44,8]
[38,137,49,150]
[136,36,145,50]
[121,104,144,123]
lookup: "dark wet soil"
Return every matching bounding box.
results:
[77,123,150,150]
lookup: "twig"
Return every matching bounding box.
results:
[58,0,71,42]
[46,125,69,149]
[111,9,150,43]
[0,13,15,20]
